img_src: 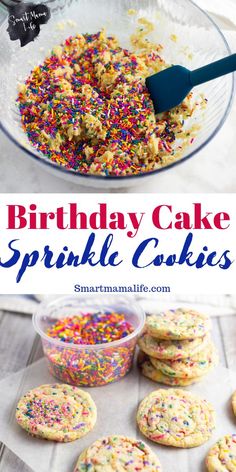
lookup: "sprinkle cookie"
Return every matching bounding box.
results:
[16,384,97,442]
[137,388,215,448]
[139,357,203,386]
[150,342,218,379]
[138,331,208,360]
[232,391,236,417]
[74,435,162,471]
[206,434,236,472]
[146,308,211,340]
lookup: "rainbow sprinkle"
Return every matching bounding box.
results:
[47,311,134,344]
[17,27,203,176]
[44,311,135,387]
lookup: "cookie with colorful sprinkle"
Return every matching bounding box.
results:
[137,388,215,448]
[139,356,203,386]
[15,383,97,442]
[206,434,236,472]
[74,435,162,471]
[146,308,211,340]
[150,341,218,379]
[138,331,208,360]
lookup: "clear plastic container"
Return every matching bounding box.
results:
[33,296,145,387]
[0,0,234,189]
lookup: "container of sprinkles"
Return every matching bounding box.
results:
[33,296,145,387]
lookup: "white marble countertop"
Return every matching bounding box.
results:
[0,2,236,193]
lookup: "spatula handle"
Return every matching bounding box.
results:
[190,54,236,87]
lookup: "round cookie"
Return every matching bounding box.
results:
[16,383,97,442]
[138,331,208,360]
[232,391,236,417]
[140,357,203,386]
[206,434,236,472]
[146,308,211,340]
[74,435,162,471]
[150,341,218,379]
[137,388,215,448]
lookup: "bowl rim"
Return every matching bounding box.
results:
[0,0,234,182]
[33,295,146,350]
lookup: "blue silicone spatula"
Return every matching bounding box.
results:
[146,53,236,114]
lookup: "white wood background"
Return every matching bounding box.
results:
[0,296,236,471]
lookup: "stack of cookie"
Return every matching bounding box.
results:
[138,307,218,386]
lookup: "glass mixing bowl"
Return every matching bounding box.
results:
[0,0,234,189]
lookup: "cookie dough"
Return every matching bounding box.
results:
[15,383,97,442]
[150,341,218,379]
[206,434,236,472]
[146,308,211,340]
[139,356,203,386]
[18,22,205,176]
[137,388,215,448]
[232,391,236,417]
[74,435,162,471]
[138,331,208,360]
